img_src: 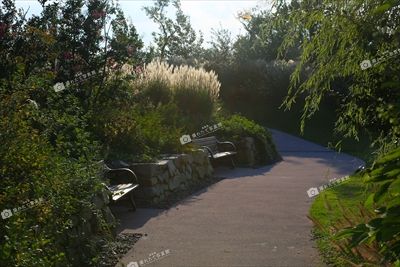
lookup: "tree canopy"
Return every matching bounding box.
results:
[269,0,399,149]
[143,0,203,60]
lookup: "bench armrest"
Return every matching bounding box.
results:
[217,141,236,152]
[200,146,215,158]
[101,182,112,192]
[104,167,139,185]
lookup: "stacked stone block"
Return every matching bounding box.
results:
[131,150,213,205]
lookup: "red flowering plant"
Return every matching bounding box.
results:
[106,57,119,70]
[91,9,106,20]
[63,51,73,61]
[134,65,143,75]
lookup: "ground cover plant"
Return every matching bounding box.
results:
[310,147,400,266]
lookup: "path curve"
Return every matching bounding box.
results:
[116,129,365,267]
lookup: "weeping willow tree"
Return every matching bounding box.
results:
[266,0,399,152]
[265,1,400,264]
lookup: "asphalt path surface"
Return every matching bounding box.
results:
[115,129,364,267]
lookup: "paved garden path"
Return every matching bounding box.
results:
[116,129,364,267]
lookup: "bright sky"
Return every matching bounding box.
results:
[14,0,272,47]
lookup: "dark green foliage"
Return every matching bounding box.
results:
[102,105,183,163]
[139,79,172,106]
[273,0,400,145]
[0,0,283,266]
[109,8,144,66]
[218,59,296,122]
[134,106,183,159]
[267,1,400,264]
[173,86,214,123]
[0,75,109,267]
[0,0,146,265]
[89,77,184,162]
[335,147,400,264]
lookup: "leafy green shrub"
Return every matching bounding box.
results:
[0,82,111,267]
[141,79,172,106]
[217,114,281,164]
[0,1,155,266]
[89,77,142,161]
[134,106,183,159]
[217,59,296,122]
[334,147,400,265]
[173,86,214,122]
[309,146,400,266]
[90,77,184,162]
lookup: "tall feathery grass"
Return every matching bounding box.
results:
[171,64,220,101]
[135,60,173,105]
[135,60,220,121]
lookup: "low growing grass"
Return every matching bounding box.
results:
[309,175,376,266]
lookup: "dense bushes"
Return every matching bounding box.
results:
[334,148,400,265]
[0,77,111,266]
[217,115,281,164]
[0,0,283,266]
[269,0,400,265]
[309,147,400,266]
[90,60,223,162]
[90,59,281,165]
[217,59,296,123]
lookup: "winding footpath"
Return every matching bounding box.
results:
[116,129,364,267]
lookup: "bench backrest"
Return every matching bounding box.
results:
[192,136,218,154]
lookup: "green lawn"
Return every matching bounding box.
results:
[309,174,373,266]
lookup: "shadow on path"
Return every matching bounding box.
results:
[112,129,364,267]
[114,165,277,231]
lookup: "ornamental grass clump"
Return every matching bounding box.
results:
[136,60,220,121]
[171,64,220,121]
[171,64,220,101]
[134,60,174,105]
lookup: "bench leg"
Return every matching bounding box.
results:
[230,157,235,169]
[128,191,137,212]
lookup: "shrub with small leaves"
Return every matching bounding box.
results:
[217,115,281,164]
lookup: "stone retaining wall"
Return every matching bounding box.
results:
[65,189,116,265]
[64,136,280,264]
[235,136,282,167]
[235,137,257,167]
[130,150,213,205]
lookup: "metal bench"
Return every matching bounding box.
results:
[102,163,139,211]
[192,136,237,168]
